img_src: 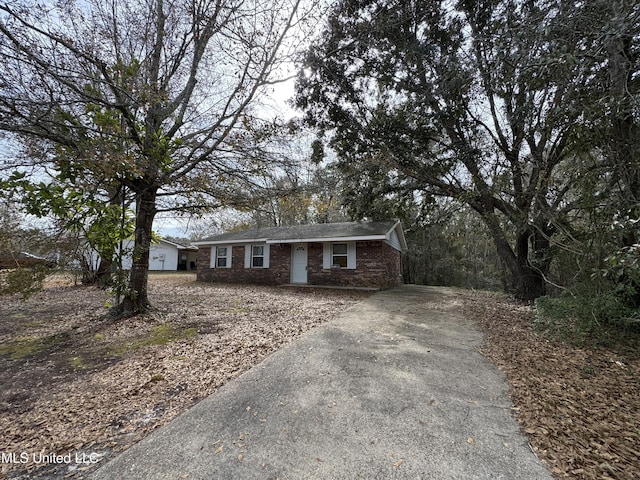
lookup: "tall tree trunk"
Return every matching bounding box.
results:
[516,228,547,299]
[479,209,547,301]
[121,188,157,316]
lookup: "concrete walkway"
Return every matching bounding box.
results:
[91,285,553,480]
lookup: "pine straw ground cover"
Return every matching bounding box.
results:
[462,290,640,480]
[0,273,371,479]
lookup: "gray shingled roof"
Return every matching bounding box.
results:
[195,220,402,245]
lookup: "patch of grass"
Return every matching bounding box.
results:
[0,334,66,360]
[70,356,92,370]
[111,323,197,355]
[139,323,197,347]
[24,320,45,328]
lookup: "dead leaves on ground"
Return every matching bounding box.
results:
[463,291,640,480]
[0,275,370,479]
[4,280,638,479]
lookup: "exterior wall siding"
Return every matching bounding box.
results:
[197,241,402,289]
[388,230,402,251]
[148,243,179,271]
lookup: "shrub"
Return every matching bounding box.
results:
[0,266,49,300]
[535,291,640,352]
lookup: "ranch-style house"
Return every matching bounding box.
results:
[193,220,406,289]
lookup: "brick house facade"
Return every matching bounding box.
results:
[194,220,406,290]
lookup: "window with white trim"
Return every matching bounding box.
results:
[216,246,230,267]
[323,241,356,269]
[252,245,264,267]
[332,243,348,268]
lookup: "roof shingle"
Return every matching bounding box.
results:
[196,220,401,244]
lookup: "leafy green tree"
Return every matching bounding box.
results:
[295,0,622,300]
[5,167,136,284]
[601,1,640,238]
[535,1,640,304]
[0,0,312,314]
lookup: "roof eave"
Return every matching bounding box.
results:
[192,220,408,249]
[388,220,408,250]
[267,234,388,244]
[158,239,199,250]
[192,238,270,246]
[193,234,392,245]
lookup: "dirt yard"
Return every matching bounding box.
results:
[2,278,639,480]
[0,273,371,479]
[463,290,640,480]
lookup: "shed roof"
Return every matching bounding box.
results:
[157,238,198,251]
[193,220,407,250]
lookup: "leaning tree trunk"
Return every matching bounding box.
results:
[480,210,547,301]
[121,188,157,316]
[95,257,113,285]
[494,234,546,301]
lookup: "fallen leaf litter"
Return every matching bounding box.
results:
[0,273,370,479]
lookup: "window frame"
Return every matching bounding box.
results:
[215,246,230,268]
[252,245,265,268]
[331,242,348,268]
[323,241,355,270]
[244,243,270,269]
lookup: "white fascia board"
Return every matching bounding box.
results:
[158,238,192,249]
[160,239,198,251]
[385,220,408,251]
[266,235,387,244]
[192,238,269,246]
[157,239,179,249]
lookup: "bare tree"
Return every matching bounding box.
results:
[0,0,312,314]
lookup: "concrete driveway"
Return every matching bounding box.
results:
[91,285,553,480]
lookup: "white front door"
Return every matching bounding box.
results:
[291,243,308,284]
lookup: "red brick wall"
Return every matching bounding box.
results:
[307,241,402,289]
[197,241,402,289]
[196,244,291,284]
